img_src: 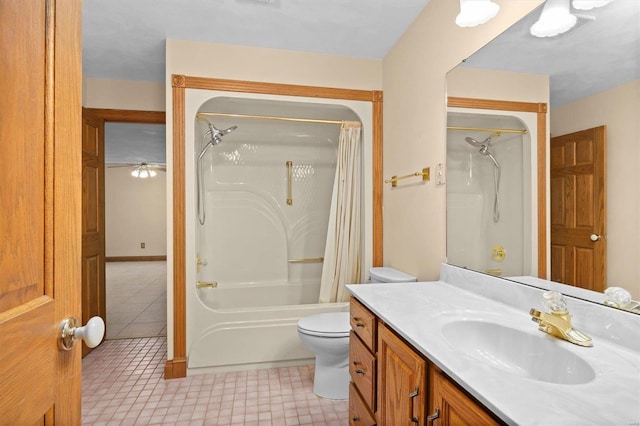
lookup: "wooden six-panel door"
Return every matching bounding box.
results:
[82,109,106,357]
[0,0,82,423]
[550,126,606,291]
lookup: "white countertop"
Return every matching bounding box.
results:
[347,277,640,425]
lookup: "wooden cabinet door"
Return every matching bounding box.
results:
[550,126,606,291]
[0,0,82,423]
[429,368,498,426]
[378,322,426,426]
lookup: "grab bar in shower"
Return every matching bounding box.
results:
[288,257,324,263]
[197,281,218,289]
[286,161,293,205]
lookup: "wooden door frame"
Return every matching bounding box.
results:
[81,107,166,343]
[165,75,383,379]
[447,97,548,278]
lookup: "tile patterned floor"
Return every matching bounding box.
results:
[82,337,349,425]
[106,261,167,339]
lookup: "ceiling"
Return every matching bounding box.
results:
[460,1,640,107]
[82,0,430,82]
[88,0,639,163]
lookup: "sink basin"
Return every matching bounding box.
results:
[442,320,595,385]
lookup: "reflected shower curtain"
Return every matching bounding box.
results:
[319,121,362,303]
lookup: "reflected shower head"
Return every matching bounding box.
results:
[465,136,491,149]
[465,135,499,168]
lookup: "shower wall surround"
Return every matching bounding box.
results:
[446,111,534,277]
[183,92,374,373]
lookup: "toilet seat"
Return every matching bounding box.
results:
[297,312,350,338]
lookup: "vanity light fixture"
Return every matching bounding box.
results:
[530,0,577,38]
[131,163,157,179]
[455,0,500,28]
[571,0,614,10]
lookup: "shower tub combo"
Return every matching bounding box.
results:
[184,94,371,374]
[446,110,537,277]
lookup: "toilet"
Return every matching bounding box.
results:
[297,267,416,399]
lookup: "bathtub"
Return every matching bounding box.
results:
[186,280,349,374]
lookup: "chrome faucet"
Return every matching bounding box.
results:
[529,291,592,347]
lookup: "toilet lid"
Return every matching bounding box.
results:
[297,312,350,337]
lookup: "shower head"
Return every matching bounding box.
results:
[198,121,238,161]
[208,122,238,145]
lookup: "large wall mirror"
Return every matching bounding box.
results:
[445,0,640,311]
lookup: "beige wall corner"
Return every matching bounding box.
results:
[382,0,543,281]
[83,77,166,111]
[551,80,640,299]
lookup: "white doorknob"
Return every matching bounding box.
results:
[59,316,105,351]
[590,234,601,242]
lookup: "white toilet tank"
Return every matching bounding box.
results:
[369,267,417,283]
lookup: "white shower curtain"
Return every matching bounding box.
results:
[319,121,362,303]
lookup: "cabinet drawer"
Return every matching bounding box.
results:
[349,382,376,426]
[350,297,376,351]
[349,331,376,411]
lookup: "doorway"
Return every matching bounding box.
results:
[82,108,166,347]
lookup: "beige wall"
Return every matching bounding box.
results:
[105,167,167,257]
[551,80,640,299]
[166,39,382,91]
[83,77,165,111]
[447,68,549,102]
[382,0,543,280]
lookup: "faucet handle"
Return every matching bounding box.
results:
[542,291,568,313]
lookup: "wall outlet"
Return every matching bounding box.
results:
[141,242,145,249]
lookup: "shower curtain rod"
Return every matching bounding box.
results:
[197,112,345,125]
[447,125,528,134]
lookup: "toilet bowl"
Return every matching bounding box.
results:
[297,267,416,399]
[297,312,351,399]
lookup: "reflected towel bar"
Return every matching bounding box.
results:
[385,168,430,187]
[288,257,324,263]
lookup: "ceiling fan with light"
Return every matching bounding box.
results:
[108,162,166,178]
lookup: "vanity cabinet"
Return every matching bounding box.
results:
[349,297,501,426]
[378,322,426,425]
[429,367,499,426]
[349,297,377,425]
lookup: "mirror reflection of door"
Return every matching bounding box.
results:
[550,126,606,291]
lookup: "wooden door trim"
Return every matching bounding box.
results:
[83,108,166,124]
[54,0,82,422]
[167,75,383,379]
[81,107,166,354]
[447,97,548,278]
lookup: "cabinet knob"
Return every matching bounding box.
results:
[355,368,365,375]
